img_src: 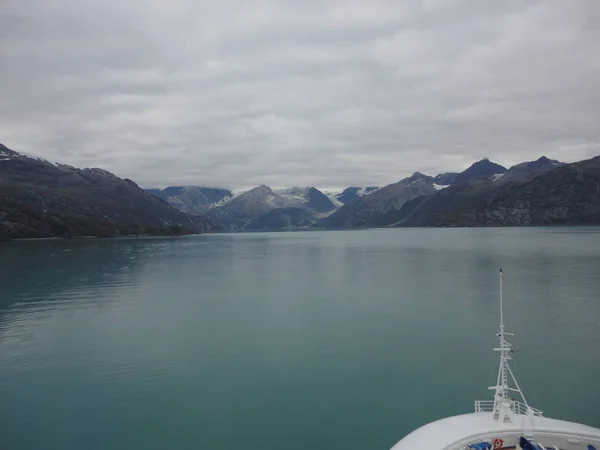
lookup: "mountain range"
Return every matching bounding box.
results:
[2,139,599,239]
[397,157,596,228]
[316,156,575,229]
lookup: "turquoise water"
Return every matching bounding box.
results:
[1,228,599,450]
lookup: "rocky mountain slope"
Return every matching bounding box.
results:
[147,186,232,215]
[0,143,211,239]
[433,172,459,186]
[207,185,335,231]
[496,156,564,184]
[400,156,599,227]
[316,172,437,228]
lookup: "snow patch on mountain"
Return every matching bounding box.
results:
[208,196,233,210]
[21,152,58,166]
[358,187,378,196]
[328,195,343,208]
[276,187,310,203]
[0,146,58,166]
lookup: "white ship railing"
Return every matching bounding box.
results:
[446,428,600,450]
[474,400,543,416]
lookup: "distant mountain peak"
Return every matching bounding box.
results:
[249,184,275,196]
[534,156,562,167]
[403,172,433,184]
[453,159,506,184]
[473,158,500,167]
[498,156,565,183]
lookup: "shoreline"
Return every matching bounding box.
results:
[4,224,600,242]
[1,231,208,243]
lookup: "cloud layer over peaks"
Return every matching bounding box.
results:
[1,0,599,189]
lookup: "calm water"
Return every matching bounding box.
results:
[1,228,600,450]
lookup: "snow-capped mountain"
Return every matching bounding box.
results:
[147,186,232,215]
[207,185,335,231]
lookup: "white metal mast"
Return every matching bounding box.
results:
[489,269,532,422]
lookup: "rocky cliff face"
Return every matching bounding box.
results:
[147,186,232,214]
[0,143,211,239]
[317,172,437,228]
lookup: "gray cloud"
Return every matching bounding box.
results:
[1,0,599,190]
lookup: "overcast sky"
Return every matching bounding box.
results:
[1,1,599,190]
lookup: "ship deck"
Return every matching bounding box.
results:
[390,412,600,450]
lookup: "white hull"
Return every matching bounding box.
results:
[391,412,600,450]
